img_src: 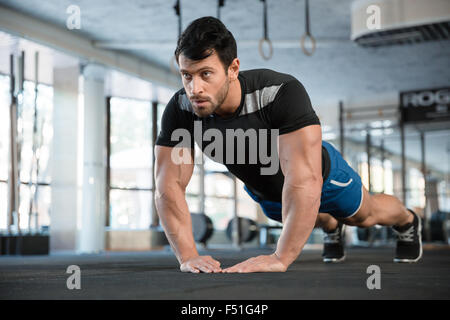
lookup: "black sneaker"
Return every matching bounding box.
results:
[393,209,423,263]
[322,222,346,263]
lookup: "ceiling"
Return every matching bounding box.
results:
[0,0,449,106]
[0,0,449,174]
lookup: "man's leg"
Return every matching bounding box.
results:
[341,187,413,228]
[315,213,346,263]
[320,141,421,263]
[316,187,414,229]
[341,187,422,263]
[315,213,338,231]
[316,187,422,263]
[317,189,413,229]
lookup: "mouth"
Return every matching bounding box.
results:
[192,99,209,107]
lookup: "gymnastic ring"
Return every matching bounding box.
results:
[170,56,179,75]
[300,33,316,56]
[258,38,273,60]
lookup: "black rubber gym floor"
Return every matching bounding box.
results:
[0,246,449,300]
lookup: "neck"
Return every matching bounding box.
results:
[214,77,241,117]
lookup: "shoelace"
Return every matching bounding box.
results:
[324,227,341,244]
[394,225,415,242]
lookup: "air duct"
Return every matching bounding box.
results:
[351,0,450,47]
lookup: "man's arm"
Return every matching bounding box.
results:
[223,125,322,273]
[155,145,221,273]
[274,124,323,267]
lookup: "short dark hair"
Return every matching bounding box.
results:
[175,16,237,70]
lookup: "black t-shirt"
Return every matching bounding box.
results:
[156,68,330,202]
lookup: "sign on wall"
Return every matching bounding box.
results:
[400,87,450,123]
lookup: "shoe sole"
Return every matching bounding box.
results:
[394,212,423,263]
[323,255,346,263]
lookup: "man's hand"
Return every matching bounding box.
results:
[180,255,222,273]
[222,254,288,273]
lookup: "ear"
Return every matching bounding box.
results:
[228,58,240,81]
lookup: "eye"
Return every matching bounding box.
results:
[202,71,212,77]
[182,73,192,80]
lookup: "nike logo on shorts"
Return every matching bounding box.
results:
[330,178,353,187]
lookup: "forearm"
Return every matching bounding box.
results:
[155,186,198,264]
[274,181,321,267]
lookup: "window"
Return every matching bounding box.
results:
[0,75,9,230]
[0,75,10,182]
[0,74,53,231]
[109,97,152,229]
[408,167,425,209]
[438,180,449,212]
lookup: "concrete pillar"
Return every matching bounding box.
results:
[78,63,107,253]
[50,64,80,253]
[393,169,404,203]
[425,178,440,214]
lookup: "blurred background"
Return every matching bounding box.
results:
[0,0,449,255]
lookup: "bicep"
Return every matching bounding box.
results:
[278,125,323,187]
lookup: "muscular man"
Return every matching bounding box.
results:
[154,17,422,273]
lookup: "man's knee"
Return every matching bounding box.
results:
[315,213,327,228]
[353,216,377,228]
[315,213,340,231]
[342,189,377,228]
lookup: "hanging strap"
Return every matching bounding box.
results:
[262,0,268,40]
[259,0,273,60]
[301,0,316,56]
[217,0,225,20]
[305,0,310,36]
[173,0,182,38]
[172,0,182,74]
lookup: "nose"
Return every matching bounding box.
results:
[189,76,204,96]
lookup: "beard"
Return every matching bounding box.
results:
[191,79,229,118]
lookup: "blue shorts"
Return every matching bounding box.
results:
[244,141,363,222]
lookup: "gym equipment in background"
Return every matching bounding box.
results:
[226,217,258,243]
[191,212,214,246]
